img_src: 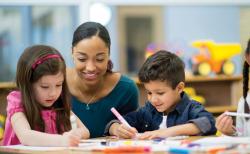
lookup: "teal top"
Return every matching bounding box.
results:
[71,75,139,138]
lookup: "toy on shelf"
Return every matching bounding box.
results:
[145,43,183,59]
[0,114,5,140]
[184,87,206,105]
[191,40,241,76]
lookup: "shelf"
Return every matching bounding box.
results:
[133,75,242,84]
[205,105,237,114]
[0,82,16,89]
[185,75,242,82]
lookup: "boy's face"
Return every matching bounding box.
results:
[144,80,184,113]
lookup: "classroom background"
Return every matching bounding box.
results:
[0,0,250,120]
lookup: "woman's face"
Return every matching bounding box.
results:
[72,36,109,85]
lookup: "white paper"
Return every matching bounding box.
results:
[193,136,250,145]
[1,145,67,151]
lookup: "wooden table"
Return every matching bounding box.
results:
[0,136,248,154]
[0,136,198,154]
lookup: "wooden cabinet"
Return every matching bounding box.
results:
[135,75,242,116]
[185,75,242,107]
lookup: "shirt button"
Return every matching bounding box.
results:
[145,124,148,127]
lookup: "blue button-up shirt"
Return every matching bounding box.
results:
[105,92,216,135]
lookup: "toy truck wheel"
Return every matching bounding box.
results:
[198,62,211,76]
[222,60,235,75]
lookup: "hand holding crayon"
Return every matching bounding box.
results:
[110,107,138,139]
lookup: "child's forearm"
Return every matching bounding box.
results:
[166,123,200,136]
[19,130,67,146]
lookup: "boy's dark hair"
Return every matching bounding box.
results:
[16,45,71,134]
[138,50,185,89]
[243,39,250,117]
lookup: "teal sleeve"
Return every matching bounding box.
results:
[118,79,139,115]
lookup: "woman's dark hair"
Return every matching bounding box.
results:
[243,39,250,119]
[72,22,113,72]
[138,50,185,89]
[16,45,71,133]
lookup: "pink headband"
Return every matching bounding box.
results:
[32,54,62,70]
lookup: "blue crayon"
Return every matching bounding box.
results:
[169,147,190,154]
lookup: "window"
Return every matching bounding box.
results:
[0,6,78,82]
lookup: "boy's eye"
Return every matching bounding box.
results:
[157,92,165,95]
[147,92,152,95]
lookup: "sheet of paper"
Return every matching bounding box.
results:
[1,145,67,151]
[193,136,250,145]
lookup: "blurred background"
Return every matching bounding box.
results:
[0,0,250,81]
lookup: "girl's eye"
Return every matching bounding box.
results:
[56,84,62,87]
[41,86,49,89]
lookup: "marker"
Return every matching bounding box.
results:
[111,107,131,127]
[169,147,190,154]
[225,112,250,118]
[187,143,200,148]
[103,146,151,153]
[167,135,189,140]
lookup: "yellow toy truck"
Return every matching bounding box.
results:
[184,87,206,105]
[191,40,241,76]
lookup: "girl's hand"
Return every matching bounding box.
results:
[114,123,138,139]
[216,112,235,135]
[62,128,83,146]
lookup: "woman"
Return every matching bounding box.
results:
[67,22,139,138]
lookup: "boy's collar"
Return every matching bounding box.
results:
[173,92,190,114]
[147,92,190,115]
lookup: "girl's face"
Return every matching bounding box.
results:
[72,36,109,85]
[32,72,64,107]
[144,80,184,113]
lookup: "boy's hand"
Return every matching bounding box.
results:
[215,112,235,135]
[62,128,83,146]
[137,130,166,140]
[111,123,138,139]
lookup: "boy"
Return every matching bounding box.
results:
[105,50,216,139]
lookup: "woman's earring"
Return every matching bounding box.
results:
[107,60,113,73]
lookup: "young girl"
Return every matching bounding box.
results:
[3,45,90,146]
[216,39,250,136]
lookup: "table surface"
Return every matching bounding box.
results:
[0,136,248,154]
